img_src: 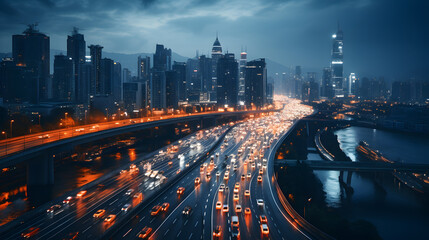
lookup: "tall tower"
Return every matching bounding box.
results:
[88,44,103,95]
[12,24,50,102]
[67,27,86,103]
[238,49,247,102]
[331,23,344,97]
[211,34,222,101]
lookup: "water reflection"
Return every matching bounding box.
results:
[314,126,429,239]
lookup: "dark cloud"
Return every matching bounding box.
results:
[0,0,427,80]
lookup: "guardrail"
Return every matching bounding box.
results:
[270,120,335,240]
[102,123,237,239]
[314,129,335,161]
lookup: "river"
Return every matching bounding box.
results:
[313,126,429,239]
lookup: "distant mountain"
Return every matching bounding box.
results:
[2,50,291,79]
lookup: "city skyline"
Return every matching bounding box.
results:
[0,0,428,80]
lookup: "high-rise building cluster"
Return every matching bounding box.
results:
[0,26,270,125]
[270,24,428,104]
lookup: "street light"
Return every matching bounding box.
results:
[2,131,7,155]
[10,120,14,138]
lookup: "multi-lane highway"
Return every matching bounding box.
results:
[111,99,313,240]
[0,99,314,239]
[0,109,276,158]
[0,124,229,239]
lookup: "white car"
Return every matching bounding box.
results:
[257,199,264,206]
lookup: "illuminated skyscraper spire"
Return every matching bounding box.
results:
[331,22,344,97]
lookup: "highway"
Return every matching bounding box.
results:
[0,124,229,239]
[0,99,314,239]
[111,99,314,240]
[0,109,277,158]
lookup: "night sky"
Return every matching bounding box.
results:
[0,0,428,80]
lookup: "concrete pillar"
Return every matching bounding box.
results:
[27,153,54,186]
[346,171,353,186]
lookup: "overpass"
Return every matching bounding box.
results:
[0,109,277,186]
[275,160,429,173]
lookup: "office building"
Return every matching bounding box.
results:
[52,54,75,102]
[123,82,144,112]
[12,24,50,102]
[321,67,333,99]
[238,50,247,102]
[166,70,178,109]
[211,35,223,100]
[0,58,35,103]
[217,53,238,108]
[331,25,344,97]
[137,56,150,81]
[67,28,86,102]
[88,44,103,95]
[113,62,122,102]
[172,61,187,102]
[245,58,267,109]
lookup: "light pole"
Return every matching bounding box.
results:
[2,131,7,155]
[10,120,14,138]
[303,198,312,218]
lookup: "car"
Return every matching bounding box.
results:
[63,196,73,204]
[76,190,87,198]
[177,187,185,195]
[219,184,225,192]
[233,194,239,201]
[182,206,193,216]
[262,164,267,170]
[47,204,62,214]
[222,205,229,213]
[125,189,134,195]
[245,190,250,196]
[21,227,40,238]
[216,201,222,210]
[104,214,116,223]
[245,207,251,215]
[121,203,131,212]
[235,183,240,189]
[235,205,242,213]
[231,226,240,239]
[213,225,222,238]
[259,215,268,223]
[257,176,262,182]
[261,224,269,235]
[251,163,256,169]
[150,205,161,216]
[233,165,238,171]
[224,174,229,180]
[247,173,251,179]
[257,199,264,207]
[206,172,211,179]
[241,174,245,180]
[138,227,152,239]
[160,202,170,211]
[231,215,239,227]
[259,169,263,175]
[257,162,262,168]
[195,177,201,185]
[216,172,220,177]
[93,209,106,218]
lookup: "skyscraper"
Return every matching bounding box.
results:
[199,55,212,93]
[166,70,178,109]
[331,24,344,97]
[100,58,114,96]
[67,28,86,102]
[321,67,333,98]
[245,58,267,109]
[217,53,238,108]
[294,66,302,98]
[186,58,200,103]
[53,54,75,102]
[113,62,122,102]
[238,50,247,102]
[137,56,150,81]
[172,61,187,102]
[12,24,50,102]
[88,45,103,95]
[153,44,171,71]
[151,70,166,109]
[211,35,222,100]
[0,58,35,103]
[348,73,356,95]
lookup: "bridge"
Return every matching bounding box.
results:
[0,109,277,186]
[275,160,429,173]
